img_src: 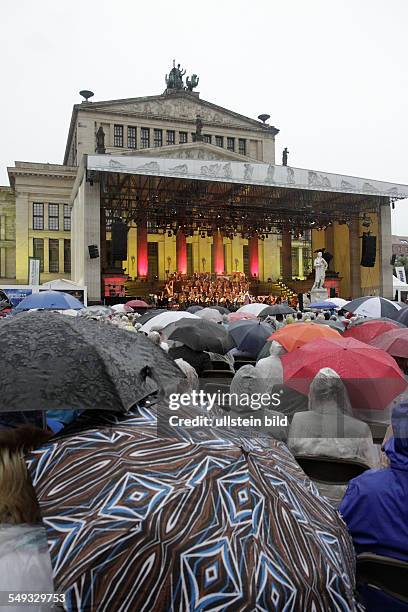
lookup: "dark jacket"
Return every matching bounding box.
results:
[168,345,213,376]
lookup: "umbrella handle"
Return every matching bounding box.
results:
[141,364,166,404]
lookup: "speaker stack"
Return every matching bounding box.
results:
[361,234,376,267]
[111,220,128,261]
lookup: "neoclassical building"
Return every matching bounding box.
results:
[4,61,408,302]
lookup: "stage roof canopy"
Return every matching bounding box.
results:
[87,154,408,199]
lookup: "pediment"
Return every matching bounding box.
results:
[121,142,256,162]
[84,93,272,131]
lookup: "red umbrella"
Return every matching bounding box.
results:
[282,336,407,410]
[343,318,403,344]
[370,328,408,358]
[126,299,150,309]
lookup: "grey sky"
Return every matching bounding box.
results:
[1,0,407,232]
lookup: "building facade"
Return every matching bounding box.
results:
[0,187,16,281]
[3,62,406,300]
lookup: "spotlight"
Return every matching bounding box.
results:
[168,230,172,237]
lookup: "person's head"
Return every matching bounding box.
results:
[308,367,353,416]
[324,312,331,320]
[230,365,268,411]
[269,340,285,357]
[317,251,322,258]
[175,358,199,393]
[285,315,294,324]
[276,313,284,322]
[296,311,303,320]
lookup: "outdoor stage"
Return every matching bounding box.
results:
[70,153,408,303]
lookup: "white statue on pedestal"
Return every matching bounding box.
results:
[312,251,328,290]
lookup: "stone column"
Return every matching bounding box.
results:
[213,230,224,275]
[137,216,148,278]
[248,235,259,279]
[176,229,187,275]
[298,247,304,278]
[349,218,361,299]
[379,203,393,299]
[281,228,292,281]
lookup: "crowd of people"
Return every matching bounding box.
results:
[1,296,407,611]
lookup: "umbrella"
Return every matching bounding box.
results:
[196,307,224,323]
[126,299,150,309]
[186,305,204,313]
[168,318,235,353]
[140,311,199,336]
[314,318,346,333]
[325,297,348,309]
[370,328,408,358]
[282,336,407,410]
[210,305,230,314]
[112,303,133,313]
[228,320,275,358]
[393,307,408,326]
[80,305,114,317]
[0,311,184,413]
[137,309,168,325]
[269,322,340,352]
[258,304,295,316]
[227,311,257,322]
[344,318,403,344]
[237,303,270,316]
[27,407,360,612]
[14,290,83,312]
[308,301,337,310]
[344,296,401,319]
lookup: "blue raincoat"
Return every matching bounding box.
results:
[339,402,408,610]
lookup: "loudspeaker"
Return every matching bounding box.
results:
[297,293,304,311]
[361,234,376,267]
[330,287,336,298]
[390,254,397,266]
[111,221,128,261]
[88,244,99,259]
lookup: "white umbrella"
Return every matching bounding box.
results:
[141,311,199,337]
[237,303,268,316]
[196,308,224,323]
[345,296,401,319]
[112,303,133,314]
[323,297,348,309]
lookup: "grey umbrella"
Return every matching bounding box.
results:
[0,311,184,413]
[259,304,295,316]
[168,318,235,354]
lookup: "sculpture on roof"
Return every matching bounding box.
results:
[165,60,186,90]
[282,147,289,166]
[192,115,203,142]
[95,126,105,154]
[186,74,199,91]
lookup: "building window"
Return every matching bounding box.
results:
[114,125,124,147]
[48,203,59,231]
[33,203,44,230]
[49,239,59,273]
[153,129,163,147]
[227,137,235,152]
[127,126,136,149]
[166,130,175,145]
[63,204,71,231]
[238,138,246,156]
[33,238,44,272]
[179,131,188,144]
[215,136,223,147]
[203,134,212,144]
[141,127,150,148]
[64,239,71,273]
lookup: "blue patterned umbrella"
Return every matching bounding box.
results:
[27,406,361,611]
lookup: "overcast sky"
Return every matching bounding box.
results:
[1,0,407,233]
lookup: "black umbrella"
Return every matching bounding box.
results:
[0,311,184,413]
[137,309,168,325]
[393,307,408,326]
[168,318,235,354]
[259,304,295,316]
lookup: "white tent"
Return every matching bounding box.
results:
[40,279,87,306]
[393,275,408,302]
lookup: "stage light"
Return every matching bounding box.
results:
[168,230,172,237]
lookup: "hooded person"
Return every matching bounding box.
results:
[255,340,284,391]
[339,403,408,611]
[288,367,377,505]
[226,365,288,442]
[174,358,199,394]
